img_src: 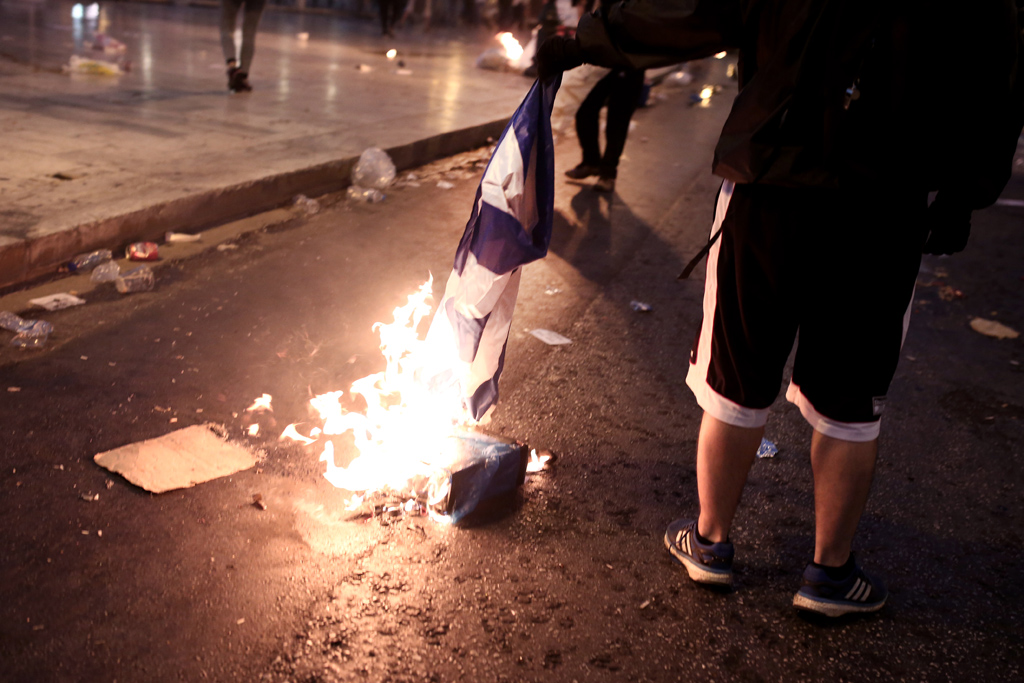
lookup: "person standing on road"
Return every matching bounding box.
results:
[220,0,267,93]
[537,0,1024,617]
[564,67,645,193]
[380,0,404,37]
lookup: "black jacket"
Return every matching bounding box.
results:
[577,0,1024,208]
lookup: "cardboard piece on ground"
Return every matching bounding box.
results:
[94,424,257,494]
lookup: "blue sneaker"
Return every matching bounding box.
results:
[793,557,887,617]
[663,518,734,586]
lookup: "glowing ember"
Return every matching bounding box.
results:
[386,48,397,60]
[246,393,273,413]
[248,424,259,436]
[496,32,523,62]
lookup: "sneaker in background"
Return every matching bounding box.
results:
[564,163,600,180]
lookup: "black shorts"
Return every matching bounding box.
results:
[686,181,927,441]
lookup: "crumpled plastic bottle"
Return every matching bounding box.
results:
[293,194,320,215]
[68,249,113,272]
[352,148,396,191]
[347,186,385,203]
[91,260,120,283]
[115,265,155,294]
[11,320,53,349]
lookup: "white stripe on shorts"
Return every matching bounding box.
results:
[686,181,771,429]
[785,382,880,442]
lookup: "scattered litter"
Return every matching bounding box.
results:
[293,194,320,215]
[639,599,652,610]
[93,424,258,494]
[64,55,123,76]
[395,68,413,76]
[530,329,572,345]
[87,34,127,54]
[216,243,238,251]
[252,493,267,511]
[347,186,384,203]
[11,320,53,349]
[630,300,652,312]
[353,148,396,190]
[544,286,561,295]
[436,180,455,190]
[105,479,114,489]
[0,311,46,334]
[236,618,246,625]
[297,32,309,41]
[355,63,373,73]
[994,198,1024,207]
[90,260,120,283]
[115,266,155,294]
[756,438,778,459]
[126,242,159,261]
[68,249,112,272]
[80,492,99,502]
[165,231,202,243]
[30,293,85,311]
[386,49,397,60]
[970,317,1019,339]
[938,286,963,301]
[97,530,103,537]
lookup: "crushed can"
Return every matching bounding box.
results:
[126,242,159,261]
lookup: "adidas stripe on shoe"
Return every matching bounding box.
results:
[663,518,734,586]
[793,557,887,617]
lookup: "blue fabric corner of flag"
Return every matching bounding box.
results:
[425,77,562,422]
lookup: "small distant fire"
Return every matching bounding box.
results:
[496,32,524,62]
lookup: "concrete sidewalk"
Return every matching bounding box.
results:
[0,0,534,287]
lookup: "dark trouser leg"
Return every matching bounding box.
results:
[238,0,266,74]
[600,69,645,179]
[575,71,616,168]
[220,0,243,65]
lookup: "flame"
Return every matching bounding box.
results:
[526,448,552,472]
[496,32,523,62]
[277,276,473,508]
[699,86,714,101]
[248,424,260,436]
[246,393,273,412]
[280,423,317,445]
[386,49,397,60]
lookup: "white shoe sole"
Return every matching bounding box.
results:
[792,592,885,617]
[663,531,732,586]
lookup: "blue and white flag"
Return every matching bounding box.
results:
[425,77,561,421]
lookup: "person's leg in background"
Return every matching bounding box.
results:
[595,68,645,192]
[220,0,243,91]
[231,0,266,91]
[565,70,615,181]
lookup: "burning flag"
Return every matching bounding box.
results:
[425,76,561,421]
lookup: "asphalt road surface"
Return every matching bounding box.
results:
[2,72,1023,682]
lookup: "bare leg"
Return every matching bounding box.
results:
[695,413,763,543]
[810,431,877,566]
